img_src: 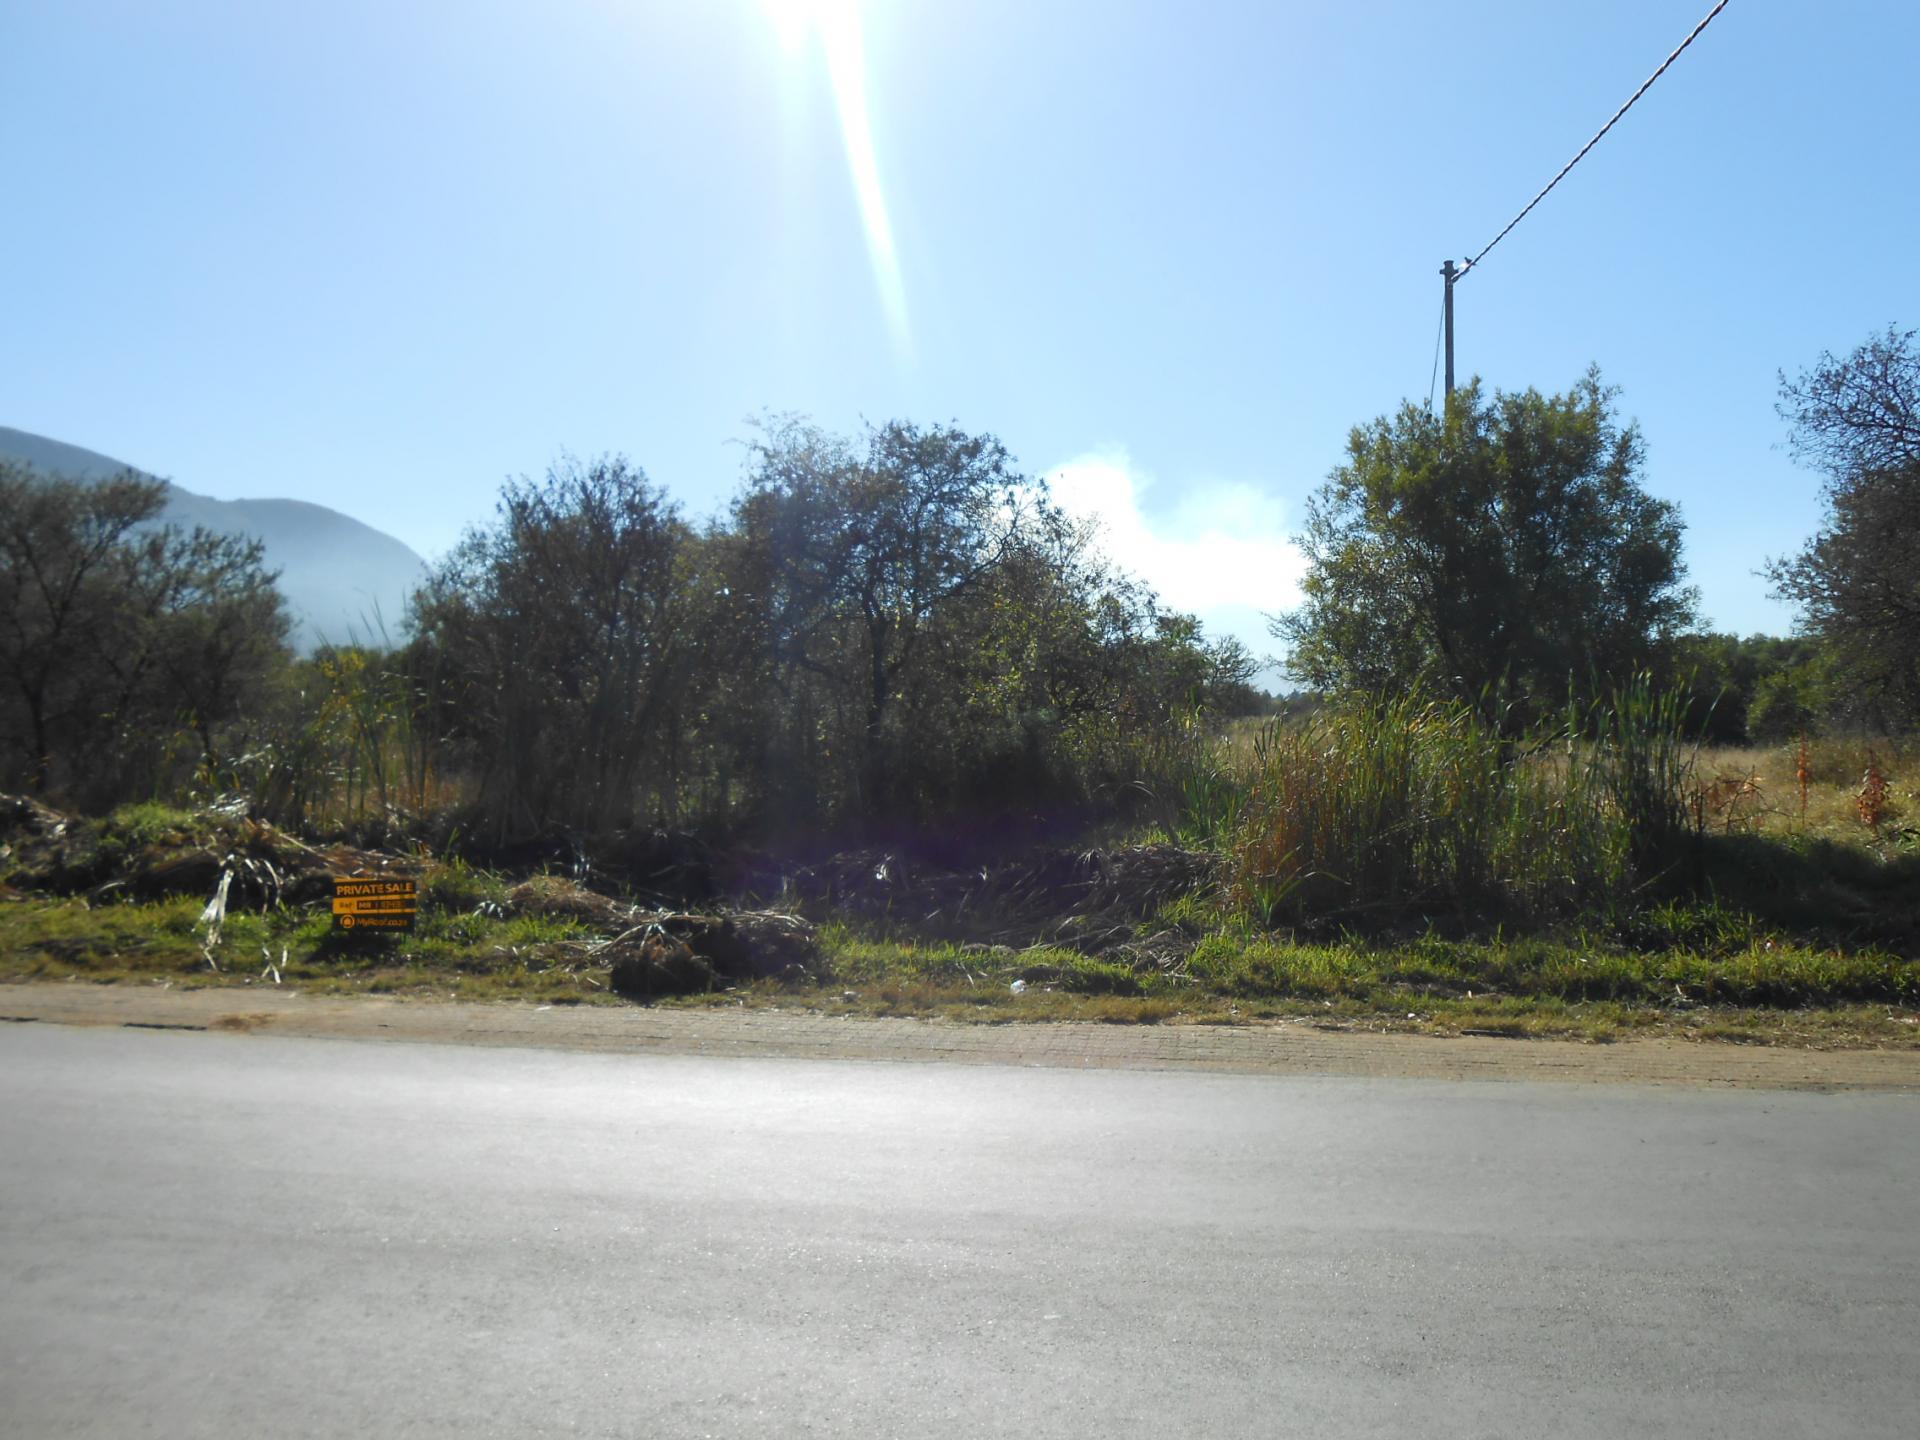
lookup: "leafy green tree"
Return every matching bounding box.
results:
[1276,372,1697,725]
[413,456,699,837]
[880,523,1257,818]
[0,464,289,801]
[725,418,1259,825]
[1670,632,1827,742]
[1747,661,1832,741]
[729,417,1043,815]
[148,533,292,776]
[1767,326,1920,723]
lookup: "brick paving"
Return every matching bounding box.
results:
[4,981,1918,1090]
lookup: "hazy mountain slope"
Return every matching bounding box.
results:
[0,426,428,651]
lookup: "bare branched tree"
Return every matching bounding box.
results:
[1768,327,1920,721]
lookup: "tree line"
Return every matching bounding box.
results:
[1,418,1256,840]
[2,326,1913,838]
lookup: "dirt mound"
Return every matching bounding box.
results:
[1,792,68,838]
[506,876,638,929]
[0,794,419,908]
[471,828,721,905]
[503,875,820,999]
[0,794,70,900]
[1,793,82,890]
[782,842,1219,949]
[600,911,820,998]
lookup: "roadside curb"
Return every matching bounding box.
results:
[5,982,1919,1091]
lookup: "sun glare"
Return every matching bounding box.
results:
[762,0,910,357]
[762,0,822,54]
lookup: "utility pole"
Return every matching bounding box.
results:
[1440,259,1457,400]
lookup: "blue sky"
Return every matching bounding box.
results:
[4,1,1915,674]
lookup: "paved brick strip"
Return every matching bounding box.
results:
[4,982,1918,1091]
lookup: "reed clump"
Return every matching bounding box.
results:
[1227,680,1703,929]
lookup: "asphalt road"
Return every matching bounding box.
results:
[2,1024,1916,1438]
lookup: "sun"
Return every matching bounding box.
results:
[761,0,850,55]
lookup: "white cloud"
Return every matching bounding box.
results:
[1046,448,1307,676]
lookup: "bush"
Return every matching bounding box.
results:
[1227,683,1703,928]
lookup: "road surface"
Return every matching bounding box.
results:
[3,1022,1916,1437]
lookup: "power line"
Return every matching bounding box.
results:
[1427,285,1446,410]
[1455,0,1732,282]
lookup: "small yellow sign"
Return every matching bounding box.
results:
[331,876,417,933]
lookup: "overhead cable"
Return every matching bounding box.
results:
[1455,0,1732,281]
[1427,287,1447,410]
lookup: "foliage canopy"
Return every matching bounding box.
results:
[0,464,289,802]
[1276,372,1696,723]
[411,422,1256,842]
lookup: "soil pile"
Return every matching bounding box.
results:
[782,842,1218,960]
[598,912,820,998]
[0,795,416,906]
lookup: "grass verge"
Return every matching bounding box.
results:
[4,892,1916,1049]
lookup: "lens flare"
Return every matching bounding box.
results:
[765,0,910,357]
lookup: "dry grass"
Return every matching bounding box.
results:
[1693,736,1917,842]
[1225,722,1917,849]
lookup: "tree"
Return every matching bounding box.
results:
[713,418,1259,828]
[412,456,698,838]
[1747,659,1832,741]
[1767,326,1920,722]
[1275,372,1697,724]
[0,464,290,801]
[145,530,292,776]
[411,426,1277,841]
[1669,632,1827,742]
[729,418,1041,814]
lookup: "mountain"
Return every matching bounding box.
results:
[0,427,429,652]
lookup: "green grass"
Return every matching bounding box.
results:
[3,893,1915,1045]
[726,912,1915,1043]
[0,887,611,1003]
[92,802,206,866]
[1183,929,1914,1008]
[5,758,1919,1051]
[416,855,511,915]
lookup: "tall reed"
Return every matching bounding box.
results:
[1228,681,1701,928]
[1584,673,1702,886]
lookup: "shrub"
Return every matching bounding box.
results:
[1227,682,1702,928]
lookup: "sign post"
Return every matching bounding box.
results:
[331,877,418,933]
